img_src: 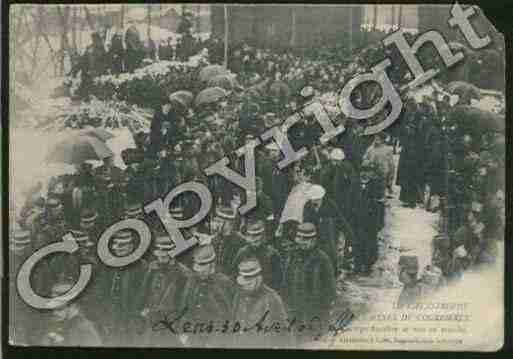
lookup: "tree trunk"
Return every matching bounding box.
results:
[223,5,229,68]
[83,6,95,31]
[120,4,125,29]
[398,5,403,28]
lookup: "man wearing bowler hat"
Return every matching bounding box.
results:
[283,223,336,339]
[178,244,235,347]
[231,221,283,293]
[137,234,191,346]
[102,229,147,345]
[231,258,290,348]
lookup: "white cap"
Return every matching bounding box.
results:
[330,148,345,161]
[306,184,326,200]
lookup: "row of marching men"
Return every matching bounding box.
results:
[10,195,338,348]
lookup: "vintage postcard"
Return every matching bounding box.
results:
[7,3,505,351]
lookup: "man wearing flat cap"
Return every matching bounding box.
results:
[137,235,191,346]
[283,223,336,341]
[40,282,102,346]
[302,184,356,274]
[178,244,235,347]
[230,258,290,348]
[102,229,147,345]
[231,221,283,293]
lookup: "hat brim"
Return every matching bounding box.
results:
[237,273,261,286]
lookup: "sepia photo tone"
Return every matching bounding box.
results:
[7,3,505,350]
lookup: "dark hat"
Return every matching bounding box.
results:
[216,206,236,220]
[296,222,317,238]
[121,148,144,165]
[399,255,419,274]
[246,221,265,235]
[192,244,216,265]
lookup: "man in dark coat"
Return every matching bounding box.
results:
[94,155,124,225]
[284,223,336,341]
[209,206,245,275]
[320,148,359,229]
[137,236,192,347]
[303,184,355,274]
[178,244,236,347]
[231,258,290,348]
[124,21,144,72]
[102,230,147,346]
[231,221,283,293]
[40,282,102,346]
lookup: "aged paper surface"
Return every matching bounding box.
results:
[7,4,505,350]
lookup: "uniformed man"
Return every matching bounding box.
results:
[231,221,283,293]
[303,184,355,274]
[178,244,235,347]
[38,195,67,250]
[138,235,191,346]
[102,229,147,346]
[79,208,100,244]
[283,223,336,341]
[210,206,245,275]
[40,282,102,346]
[231,258,290,348]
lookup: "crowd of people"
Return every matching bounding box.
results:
[10,21,505,348]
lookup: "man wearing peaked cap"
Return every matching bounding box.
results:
[231,221,283,293]
[303,183,356,275]
[210,205,245,275]
[178,243,235,347]
[102,229,147,345]
[283,222,336,340]
[397,255,422,308]
[137,235,191,347]
[230,257,290,348]
[39,282,102,346]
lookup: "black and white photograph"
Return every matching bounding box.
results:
[6,3,506,350]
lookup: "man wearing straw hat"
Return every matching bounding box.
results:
[230,258,290,348]
[102,229,147,346]
[40,282,102,346]
[231,221,283,293]
[283,223,336,341]
[137,234,191,346]
[178,244,235,347]
[79,208,100,243]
